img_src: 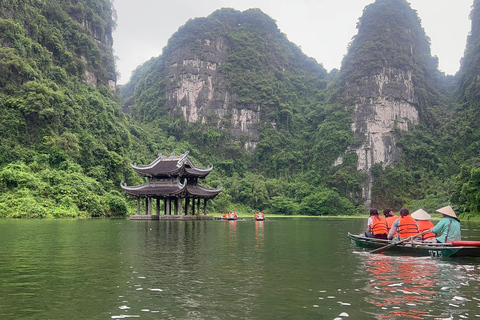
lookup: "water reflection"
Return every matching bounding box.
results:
[255,221,264,250]
[2,219,480,319]
[356,252,480,319]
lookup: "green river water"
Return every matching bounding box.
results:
[0,218,479,319]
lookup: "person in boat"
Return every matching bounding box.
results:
[431,205,461,243]
[411,209,436,241]
[383,208,398,237]
[365,208,388,240]
[222,212,227,219]
[387,208,419,241]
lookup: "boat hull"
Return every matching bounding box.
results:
[348,233,480,258]
[214,217,245,221]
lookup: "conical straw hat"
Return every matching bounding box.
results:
[411,209,431,220]
[435,205,457,218]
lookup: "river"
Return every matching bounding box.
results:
[0,218,479,319]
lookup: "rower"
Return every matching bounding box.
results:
[432,205,461,243]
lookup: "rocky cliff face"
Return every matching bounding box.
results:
[345,68,419,206]
[335,0,436,207]
[164,36,261,151]
[125,8,326,152]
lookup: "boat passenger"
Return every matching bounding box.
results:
[388,208,419,240]
[411,209,436,241]
[223,212,227,219]
[365,208,388,240]
[432,205,461,243]
[383,208,399,237]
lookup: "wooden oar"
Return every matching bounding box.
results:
[369,229,432,254]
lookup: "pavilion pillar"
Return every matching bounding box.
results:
[136,198,140,215]
[197,198,201,215]
[186,197,191,215]
[178,198,183,215]
[173,198,178,215]
[192,198,196,215]
[203,199,207,215]
[165,198,171,215]
[156,198,160,215]
[148,197,152,215]
[145,198,148,215]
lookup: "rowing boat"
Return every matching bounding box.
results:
[214,217,245,221]
[348,233,480,258]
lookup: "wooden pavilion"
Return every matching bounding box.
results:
[121,151,221,220]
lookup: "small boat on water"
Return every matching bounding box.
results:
[214,217,245,221]
[348,233,480,258]
[254,212,265,221]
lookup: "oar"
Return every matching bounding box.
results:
[369,229,432,254]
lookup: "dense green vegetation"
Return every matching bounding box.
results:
[0,0,133,217]
[1,0,480,218]
[123,8,361,216]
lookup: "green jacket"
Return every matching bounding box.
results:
[432,216,461,243]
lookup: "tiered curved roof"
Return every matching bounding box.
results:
[121,181,222,199]
[121,151,221,199]
[131,151,213,178]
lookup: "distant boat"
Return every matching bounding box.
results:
[348,233,480,258]
[215,213,244,221]
[254,212,265,221]
[214,217,245,221]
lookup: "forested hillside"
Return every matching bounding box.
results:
[1,0,479,218]
[0,0,134,217]
[122,8,361,216]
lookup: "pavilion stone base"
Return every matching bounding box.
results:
[129,215,213,221]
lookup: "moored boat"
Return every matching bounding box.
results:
[348,233,480,258]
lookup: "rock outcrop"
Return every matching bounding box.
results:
[124,8,327,152]
[334,0,437,207]
[164,36,261,151]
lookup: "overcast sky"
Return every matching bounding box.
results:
[112,0,473,85]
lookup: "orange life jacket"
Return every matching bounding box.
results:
[370,215,388,235]
[385,215,399,236]
[398,215,419,238]
[416,220,436,240]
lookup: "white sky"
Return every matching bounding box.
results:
[112,0,473,85]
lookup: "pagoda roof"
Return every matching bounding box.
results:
[121,180,222,199]
[131,151,213,178]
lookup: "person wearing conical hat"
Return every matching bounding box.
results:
[411,209,436,241]
[431,205,461,243]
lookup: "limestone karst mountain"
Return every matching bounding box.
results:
[121,8,328,152]
[1,0,479,216]
[331,0,446,206]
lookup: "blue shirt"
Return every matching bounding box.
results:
[432,216,461,243]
